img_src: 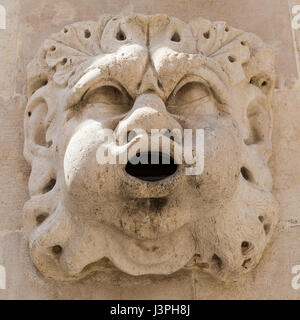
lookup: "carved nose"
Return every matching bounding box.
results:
[115,93,183,145]
[115,93,182,182]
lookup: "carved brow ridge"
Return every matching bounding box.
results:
[64,53,231,111]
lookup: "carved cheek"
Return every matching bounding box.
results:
[63,121,112,190]
[188,119,242,210]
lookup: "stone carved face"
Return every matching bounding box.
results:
[24,14,279,282]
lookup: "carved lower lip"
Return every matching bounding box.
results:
[125,152,178,182]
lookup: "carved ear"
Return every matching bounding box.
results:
[25,99,49,152]
[244,94,272,154]
[237,44,275,190]
[24,97,56,196]
[238,80,274,191]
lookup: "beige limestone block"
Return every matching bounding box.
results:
[0,95,30,231]
[0,231,54,300]
[272,90,300,222]
[0,0,19,96]
[289,0,300,87]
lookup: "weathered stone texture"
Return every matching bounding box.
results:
[0,0,299,299]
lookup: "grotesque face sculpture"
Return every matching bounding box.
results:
[23,14,279,282]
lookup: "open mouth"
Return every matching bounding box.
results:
[125,152,178,182]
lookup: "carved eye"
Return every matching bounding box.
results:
[86,86,131,106]
[167,82,217,116]
[173,82,209,105]
[67,85,133,118]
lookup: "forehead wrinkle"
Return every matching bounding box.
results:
[150,52,194,99]
[66,46,148,107]
[150,49,231,106]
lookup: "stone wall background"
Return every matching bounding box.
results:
[0,0,299,299]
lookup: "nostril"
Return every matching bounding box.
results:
[125,152,177,182]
